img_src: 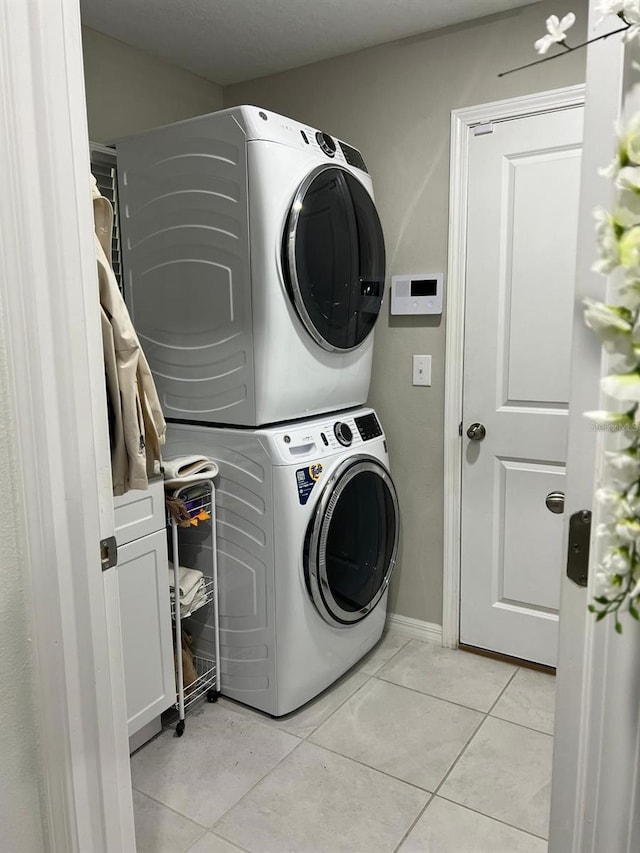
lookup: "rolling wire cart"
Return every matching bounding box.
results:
[167,478,221,736]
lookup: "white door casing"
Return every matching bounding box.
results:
[0,0,135,849]
[460,105,584,665]
[550,5,640,850]
[443,85,585,651]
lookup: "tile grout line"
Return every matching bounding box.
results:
[374,669,518,717]
[435,792,550,842]
[389,668,525,853]
[305,739,437,795]
[131,786,211,830]
[423,669,522,807]
[391,792,436,853]
[208,738,306,835]
[486,666,521,715]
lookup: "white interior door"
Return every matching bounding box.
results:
[460,106,583,666]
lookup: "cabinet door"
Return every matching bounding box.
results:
[117,529,174,737]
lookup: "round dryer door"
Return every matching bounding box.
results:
[305,455,399,626]
[283,166,386,352]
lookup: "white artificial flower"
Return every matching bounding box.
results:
[602,370,640,401]
[614,167,640,226]
[614,516,640,542]
[605,448,640,489]
[595,0,626,25]
[621,0,640,40]
[534,12,576,54]
[595,568,623,598]
[592,206,621,274]
[584,298,633,356]
[585,409,635,426]
[602,547,633,574]
[596,486,625,508]
[619,223,640,272]
[621,113,640,164]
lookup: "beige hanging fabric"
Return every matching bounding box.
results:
[92,173,166,495]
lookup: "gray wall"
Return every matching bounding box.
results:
[82,27,223,143]
[225,0,589,625]
[0,304,47,851]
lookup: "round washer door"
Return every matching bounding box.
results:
[305,455,399,626]
[283,166,386,352]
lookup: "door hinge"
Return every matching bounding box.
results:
[566,510,591,587]
[100,535,118,571]
[473,121,494,136]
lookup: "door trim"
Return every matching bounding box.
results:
[0,0,134,849]
[442,84,586,649]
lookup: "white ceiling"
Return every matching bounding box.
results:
[80,0,540,86]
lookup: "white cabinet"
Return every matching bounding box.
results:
[114,479,174,747]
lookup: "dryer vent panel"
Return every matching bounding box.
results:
[116,115,255,424]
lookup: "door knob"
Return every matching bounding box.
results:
[545,491,565,514]
[466,423,486,441]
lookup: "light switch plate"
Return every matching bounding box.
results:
[413,355,431,386]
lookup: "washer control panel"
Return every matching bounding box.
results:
[272,410,383,464]
[354,412,382,441]
[334,421,353,446]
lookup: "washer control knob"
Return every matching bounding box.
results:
[334,422,353,446]
[316,131,336,157]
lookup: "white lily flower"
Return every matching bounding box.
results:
[534,12,576,54]
[602,547,633,574]
[602,370,640,401]
[595,486,625,508]
[596,521,615,540]
[618,223,640,272]
[621,113,640,164]
[592,207,621,274]
[595,568,623,598]
[584,299,634,358]
[585,410,635,426]
[605,448,640,489]
[614,516,640,542]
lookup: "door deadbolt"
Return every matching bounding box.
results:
[466,423,486,441]
[545,491,565,514]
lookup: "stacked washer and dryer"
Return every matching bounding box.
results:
[116,106,399,716]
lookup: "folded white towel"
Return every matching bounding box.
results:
[163,455,219,486]
[168,563,203,599]
[179,579,208,616]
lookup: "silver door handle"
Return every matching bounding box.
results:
[545,491,565,514]
[466,423,486,441]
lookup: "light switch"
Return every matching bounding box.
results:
[412,355,431,386]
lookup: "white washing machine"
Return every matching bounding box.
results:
[116,105,386,427]
[165,407,399,716]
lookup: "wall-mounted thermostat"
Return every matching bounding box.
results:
[390,274,443,315]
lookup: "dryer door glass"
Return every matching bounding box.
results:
[305,458,399,626]
[284,167,386,352]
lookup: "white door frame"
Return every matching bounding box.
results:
[1,0,134,849]
[442,84,586,649]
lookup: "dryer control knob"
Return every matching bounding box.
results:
[334,422,353,447]
[316,131,336,157]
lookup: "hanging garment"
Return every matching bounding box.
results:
[92,174,166,494]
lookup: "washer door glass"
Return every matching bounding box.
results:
[305,457,399,626]
[284,167,386,352]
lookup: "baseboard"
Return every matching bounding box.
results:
[387,613,442,645]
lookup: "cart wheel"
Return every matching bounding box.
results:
[176,720,185,737]
[207,689,219,703]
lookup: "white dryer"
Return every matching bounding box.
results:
[116,105,386,427]
[164,407,399,716]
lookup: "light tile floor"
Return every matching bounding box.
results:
[131,628,555,853]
